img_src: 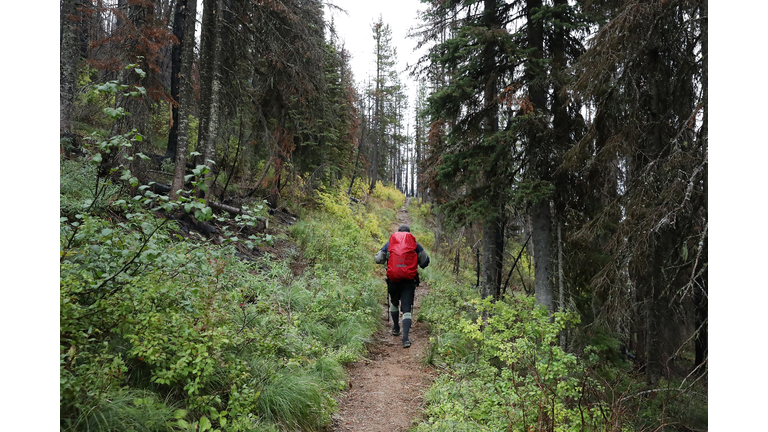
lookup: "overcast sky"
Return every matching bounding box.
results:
[325,0,429,124]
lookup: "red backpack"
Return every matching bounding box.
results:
[386,232,418,282]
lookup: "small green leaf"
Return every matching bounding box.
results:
[103,107,128,119]
[129,177,139,187]
[173,409,188,419]
[91,153,103,164]
[201,416,213,431]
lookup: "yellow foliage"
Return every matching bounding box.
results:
[371,181,404,209]
[316,190,352,220]
[412,229,435,250]
[363,215,381,241]
[416,202,432,219]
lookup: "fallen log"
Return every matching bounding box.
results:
[147,182,267,225]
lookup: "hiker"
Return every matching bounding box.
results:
[374,224,430,348]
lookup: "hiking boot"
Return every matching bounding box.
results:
[402,340,411,348]
[392,328,401,336]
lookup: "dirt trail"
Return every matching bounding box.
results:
[330,199,436,432]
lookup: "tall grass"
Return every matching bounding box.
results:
[66,390,178,432]
[248,360,335,432]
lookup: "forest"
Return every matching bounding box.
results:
[58,0,707,431]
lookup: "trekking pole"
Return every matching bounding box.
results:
[387,292,390,323]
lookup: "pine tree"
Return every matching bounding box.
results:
[417,0,526,299]
[567,0,707,384]
[368,17,400,192]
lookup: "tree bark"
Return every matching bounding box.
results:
[170,0,197,200]
[60,0,80,137]
[532,200,553,312]
[165,0,186,159]
[195,0,217,164]
[481,215,503,300]
[526,0,554,313]
[199,0,223,201]
[478,0,503,301]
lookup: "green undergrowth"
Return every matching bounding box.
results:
[408,202,707,432]
[60,161,404,432]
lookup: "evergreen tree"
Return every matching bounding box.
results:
[566,0,707,384]
[417,0,591,305]
[417,0,528,299]
[368,17,400,192]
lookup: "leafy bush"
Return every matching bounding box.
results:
[371,180,405,208]
[417,282,613,431]
[60,176,390,431]
[60,159,122,217]
[411,202,706,432]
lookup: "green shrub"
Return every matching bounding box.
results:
[61,170,396,431]
[60,159,122,217]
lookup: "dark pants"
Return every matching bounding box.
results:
[388,280,416,341]
[388,280,416,315]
